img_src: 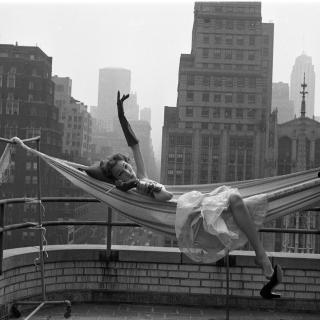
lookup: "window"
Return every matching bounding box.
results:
[248,78,256,88]
[186,91,194,102]
[225,20,233,29]
[29,81,34,90]
[7,68,16,88]
[249,36,255,45]
[235,50,243,60]
[187,75,195,86]
[201,107,209,117]
[234,91,244,103]
[248,109,256,119]
[247,124,254,131]
[201,122,208,129]
[225,37,233,45]
[248,94,256,104]
[248,21,256,30]
[236,124,243,131]
[225,94,233,103]
[212,64,221,70]
[248,51,255,61]
[185,122,193,129]
[202,75,210,86]
[214,36,222,44]
[203,35,209,44]
[202,48,209,58]
[202,93,209,102]
[225,78,233,87]
[263,35,269,45]
[214,94,221,103]
[201,135,209,147]
[225,108,232,118]
[237,77,245,87]
[212,108,220,118]
[236,20,245,30]
[213,49,221,59]
[225,49,232,59]
[203,17,211,24]
[186,107,193,117]
[214,20,223,29]
[28,94,33,102]
[25,176,31,184]
[214,78,222,87]
[236,37,244,46]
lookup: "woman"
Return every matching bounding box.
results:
[85,91,282,299]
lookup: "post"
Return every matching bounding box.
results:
[0,203,5,275]
[225,251,230,320]
[106,207,112,258]
[36,139,46,300]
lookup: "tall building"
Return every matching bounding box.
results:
[290,53,315,118]
[161,2,274,184]
[275,77,320,254]
[0,44,66,248]
[272,82,294,123]
[52,75,93,162]
[140,107,151,123]
[97,68,131,131]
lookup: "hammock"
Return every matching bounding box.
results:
[4,138,320,238]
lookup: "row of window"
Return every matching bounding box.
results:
[201,34,259,46]
[0,65,49,78]
[200,17,260,31]
[201,48,264,61]
[186,75,260,88]
[195,63,265,71]
[185,92,258,104]
[183,122,257,132]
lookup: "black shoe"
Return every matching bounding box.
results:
[260,264,283,299]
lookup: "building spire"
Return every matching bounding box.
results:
[300,73,308,118]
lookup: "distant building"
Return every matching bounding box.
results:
[140,107,151,123]
[161,2,274,185]
[52,75,93,162]
[97,68,131,131]
[290,53,315,118]
[272,82,294,123]
[0,44,67,248]
[275,76,320,253]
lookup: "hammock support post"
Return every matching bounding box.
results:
[0,136,72,319]
[106,207,112,258]
[225,251,230,320]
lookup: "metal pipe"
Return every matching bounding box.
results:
[0,204,4,275]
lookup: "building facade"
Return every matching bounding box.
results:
[97,68,131,131]
[272,82,294,124]
[52,75,93,162]
[290,53,315,118]
[0,44,67,248]
[161,2,274,185]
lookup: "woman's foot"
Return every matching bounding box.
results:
[255,255,274,279]
[260,265,283,299]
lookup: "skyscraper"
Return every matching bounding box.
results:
[290,53,315,118]
[97,68,131,131]
[272,82,294,123]
[161,2,274,184]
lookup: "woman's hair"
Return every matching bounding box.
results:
[100,153,130,182]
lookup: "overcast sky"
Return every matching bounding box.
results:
[1,0,320,159]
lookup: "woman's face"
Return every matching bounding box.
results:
[111,160,137,182]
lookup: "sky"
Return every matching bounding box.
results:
[1,0,320,159]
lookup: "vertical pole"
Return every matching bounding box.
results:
[36,139,46,300]
[0,203,5,275]
[106,207,112,258]
[225,251,230,320]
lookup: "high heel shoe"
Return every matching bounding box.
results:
[260,264,283,299]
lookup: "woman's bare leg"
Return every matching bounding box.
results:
[229,193,273,279]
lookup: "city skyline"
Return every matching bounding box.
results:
[1,0,320,158]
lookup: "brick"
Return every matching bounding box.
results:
[295,292,316,299]
[147,270,167,277]
[159,264,179,271]
[84,268,102,275]
[55,262,74,268]
[149,285,169,292]
[179,265,199,272]
[306,284,320,292]
[190,287,210,294]
[26,273,40,281]
[199,265,220,273]
[252,275,265,282]
[244,282,262,290]
[231,289,253,296]
[136,263,157,269]
[285,284,306,291]
[295,276,315,284]
[229,281,243,289]
[231,274,251,281]
[139,277,159,285]
[285,269,305,277]
[189,272,209,279]
[180,279,200,287]
[160,278,179,286]
[56,275,77,283]
[168,271,188,278]
[211,273,228,280]
[201,280,222,287]
[282,276,294,283]
[305,270,320,277]
[63,268,82,275]
[169,286,189,293]
[242,267,261,275]
[45,268,63,277]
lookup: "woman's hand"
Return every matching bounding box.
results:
[117,91,129,118]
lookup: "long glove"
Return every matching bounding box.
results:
[117,91,139,147]
[115,178,138,192]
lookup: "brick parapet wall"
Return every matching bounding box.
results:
[0,245,319,312]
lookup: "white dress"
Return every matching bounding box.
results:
[175,186,268,263]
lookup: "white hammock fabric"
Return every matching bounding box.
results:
[6,138,320,242]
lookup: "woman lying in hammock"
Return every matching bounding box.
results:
[85,91,283,299]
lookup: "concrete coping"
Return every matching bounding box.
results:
[2,244,320,272]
